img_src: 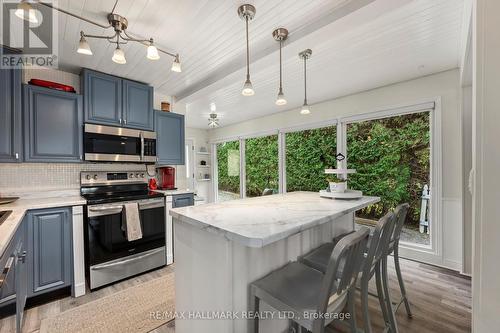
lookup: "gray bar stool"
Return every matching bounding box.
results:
[387,203,412,317]
[299,212,397,333]
[249,227,370,333]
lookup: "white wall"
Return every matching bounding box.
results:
[462,85,473,275]
[472,0,500,331]
[209,69,463,270]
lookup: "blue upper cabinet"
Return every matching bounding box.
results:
[122,79,154,131]
[82,69,122,126]
[0,49,22,163]
[155,111,185,165]
[82,69,154,131]
[23,85,83,162]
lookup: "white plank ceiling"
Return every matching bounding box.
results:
[47,0,464,128]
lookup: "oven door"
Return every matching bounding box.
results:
[84,124,156,163]
[86,198,165,266]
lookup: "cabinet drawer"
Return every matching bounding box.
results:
[172,194,194,208]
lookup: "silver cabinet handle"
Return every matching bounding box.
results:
[18,251,27,264]
[140,132,144,161]
[124,119,127,124]
[119,118,122,124]
[0,256,15,289]
[15,153,19,159]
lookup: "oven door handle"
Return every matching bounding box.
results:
[91,248,164,270]
[139,200,165,210]
[88,206,123,213]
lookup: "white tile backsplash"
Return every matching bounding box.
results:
[0,163,148,195]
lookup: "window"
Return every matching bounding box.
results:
[285,126,337,192]
[245,135,279,197]
[346,112,431,246]
[216,140,240,201]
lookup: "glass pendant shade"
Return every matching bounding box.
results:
[300,104,311,115]
[15,1,38,24]
[112,47,126,64]
[77,36,93,55]
[242,78,255,96]
[275,89,287,106]
[171,55,182,72]
[147,45,160,60]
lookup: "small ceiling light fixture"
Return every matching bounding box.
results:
[208,113,220,128]
[171,54,182,72]
[146,38,160,60]
[299,49,312,115]
[15,0,38,24]
[77,31,93,55]
[210,102,217,112]
[272,28,288,106]
[112,45,126,64]
[238,4,256,96]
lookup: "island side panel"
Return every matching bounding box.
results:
[173,213,353,333]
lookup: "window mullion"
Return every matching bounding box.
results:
[240,138,246,198]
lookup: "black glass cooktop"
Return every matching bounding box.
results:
[81,184,163,205]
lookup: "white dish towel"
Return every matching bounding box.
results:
[122,203,142,241]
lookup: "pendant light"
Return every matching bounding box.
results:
[146,38,160,60]
[77,31,93,55]
[273,28,288,106]
[238,4,256,96]
[171,54,182,72]
[112,45,126,64]
[299,49,312,115]
[15,0,38,24]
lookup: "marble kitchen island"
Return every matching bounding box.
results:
[169,191,379,333]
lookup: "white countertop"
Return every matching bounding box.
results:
[0,192,86,259]
[170,191,379,248]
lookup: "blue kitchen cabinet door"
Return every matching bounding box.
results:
[155,111,185,165]
[82,69,122,126]
[23,85,83,162]
[27,207,72,297]
[122,79,154,131]
[0,55,22,162]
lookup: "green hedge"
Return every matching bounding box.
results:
[216,112,430,227]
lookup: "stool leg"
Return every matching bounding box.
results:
[393,246,412,318]
[347,289,358,333]
[381,257,399,333]
[249,288,260,333]
[375,262,390,328]
[360,275,373,333]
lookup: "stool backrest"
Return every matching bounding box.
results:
[315,227,370,329]
[391,203,410,246]
[365,212,396,271]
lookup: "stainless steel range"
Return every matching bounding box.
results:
[80,171,166,290]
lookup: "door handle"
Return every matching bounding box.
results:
[89,206,123,212]
[140,132,145,161]
[15,153,19,160]
[18,251,27,264]
[91,248,164,270]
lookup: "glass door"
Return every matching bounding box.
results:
[216,140,241,201]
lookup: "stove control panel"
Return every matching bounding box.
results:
[81,171,148,186]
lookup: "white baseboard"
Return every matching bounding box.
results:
[166,254,173,265]
[73,282,86,297]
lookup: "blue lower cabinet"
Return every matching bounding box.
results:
[27,207,72,297]
[23,85,83,162]
[155,111,185,165]
[0,216,27,333]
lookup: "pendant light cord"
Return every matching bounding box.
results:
[303,57,308,105]
[279,40,283,90]
[246,17,250,80]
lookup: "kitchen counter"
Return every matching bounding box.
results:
[170,191,379,248]
[0,192,86,259]
[171,191,379,333]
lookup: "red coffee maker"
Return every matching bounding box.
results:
[159,167,176,190]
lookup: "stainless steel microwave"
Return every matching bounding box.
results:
[84,124,157,163]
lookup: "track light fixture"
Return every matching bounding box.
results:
[238,4,256,96]
[21,0,181,72]
[299,49,312,115]
[272,28,288,106]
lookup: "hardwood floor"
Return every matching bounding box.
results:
[0,258,470,333]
